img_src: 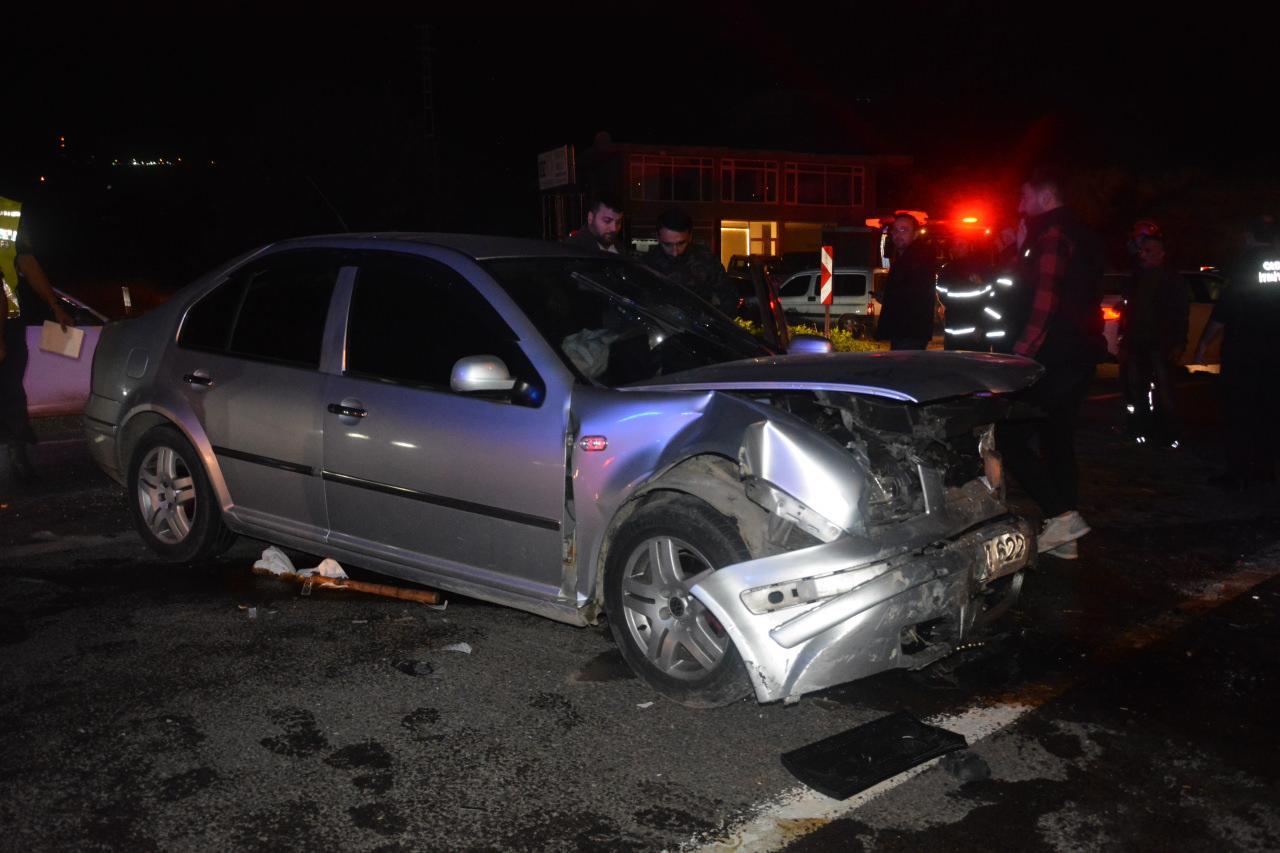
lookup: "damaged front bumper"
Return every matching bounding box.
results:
[689,515,1033,704]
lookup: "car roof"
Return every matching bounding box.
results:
[265,232,611,261]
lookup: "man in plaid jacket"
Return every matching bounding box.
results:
[999,168,1107,560]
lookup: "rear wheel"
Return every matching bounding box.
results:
[127,425,237,563]
[604,493,752,708]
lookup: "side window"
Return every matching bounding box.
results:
[179,277,247,352]
[833,273,867,297]
[345,253,541,398]
[180,252,340,368]
[779,274,812,298]
[229,261,339,366]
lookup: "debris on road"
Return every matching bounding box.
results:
[940,750,991,784]
[441,642,472,654]
[251,546,442,605]
[780,711,968,800]
[637,702,654,709]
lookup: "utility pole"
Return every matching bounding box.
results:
[419,24,441,228]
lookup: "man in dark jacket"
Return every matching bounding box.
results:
[563,193,626,254]
[998,169,1107,560]
[1193,216,1280,491]
[641,208,734,312]
[876,213,936,349]
[1119,233,1189,445]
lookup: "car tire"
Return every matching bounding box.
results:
[604,492,752,708]
[127,425,237,563]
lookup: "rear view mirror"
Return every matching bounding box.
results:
[451,355,517,393]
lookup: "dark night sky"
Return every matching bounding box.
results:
[3,13,1275,288]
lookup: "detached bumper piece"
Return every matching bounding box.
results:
[691,515,1034,704]
[781,711,967,799]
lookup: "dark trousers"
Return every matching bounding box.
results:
[890,337,929,351]
[1223,361,1280,485]
[997,361,1095,518]
[0,318,36,446]
[1121,344,1181,440]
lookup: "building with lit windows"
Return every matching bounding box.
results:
[541,139,910,266]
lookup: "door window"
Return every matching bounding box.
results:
[345,253,541,398]
[180,252,341,368]
[833,273,867,297]
[779,274,813,298]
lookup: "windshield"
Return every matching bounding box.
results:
[483,257,775,387]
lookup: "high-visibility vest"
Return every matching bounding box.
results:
[0,196,22,320]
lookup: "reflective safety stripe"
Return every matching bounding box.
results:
[986,330,1006,338]
[942,285,992,299]
[945,327,977,335]
[0,196,22,319]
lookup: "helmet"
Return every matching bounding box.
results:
[1131,219,1162,240]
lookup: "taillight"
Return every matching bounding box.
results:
[1101,305,1121,322]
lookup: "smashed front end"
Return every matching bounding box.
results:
[692,391,1033,703]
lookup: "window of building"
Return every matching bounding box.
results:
[721,159,777,203]
[783,163,866,207]
[630,155,714,202]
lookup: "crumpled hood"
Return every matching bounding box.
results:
[621,350,1044,404]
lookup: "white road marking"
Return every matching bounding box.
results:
[692,562,1279,852]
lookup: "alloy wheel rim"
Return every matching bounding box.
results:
[620,535,728,680]
[136,446,197,544]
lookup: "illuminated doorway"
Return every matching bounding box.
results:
[720,220,778,268]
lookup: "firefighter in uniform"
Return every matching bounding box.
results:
[938,235,1009,350]
[1194,217,1280,490]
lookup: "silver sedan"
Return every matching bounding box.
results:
[85,234,1040,706]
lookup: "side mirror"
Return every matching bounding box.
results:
[788,334,833,354]
[451,355,517,393]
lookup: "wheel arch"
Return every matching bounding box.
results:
[117,408,233,512]
[588,453,776,619]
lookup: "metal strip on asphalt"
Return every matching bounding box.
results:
[692,561,1280,852]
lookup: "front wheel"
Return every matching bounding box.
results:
[604,493,752,708]
[127,425,237,563]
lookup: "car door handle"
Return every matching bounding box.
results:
[183,372,214,388]
[327,403,368,418]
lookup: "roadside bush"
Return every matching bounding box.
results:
[734,319,887,353]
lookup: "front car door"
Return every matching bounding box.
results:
[321,250,570,603]
[777,272,817,321]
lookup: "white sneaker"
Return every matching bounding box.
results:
[1045,540,1078,560]
[1037,510,1091,553]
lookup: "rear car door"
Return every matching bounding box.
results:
[831,270,871,316]
[321,251,569,600]
[171,250,343,541]
[778,272,817,320]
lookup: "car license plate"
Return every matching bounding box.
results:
[982,530,1028,579]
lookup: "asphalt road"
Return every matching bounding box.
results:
[1,373,1277,852]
